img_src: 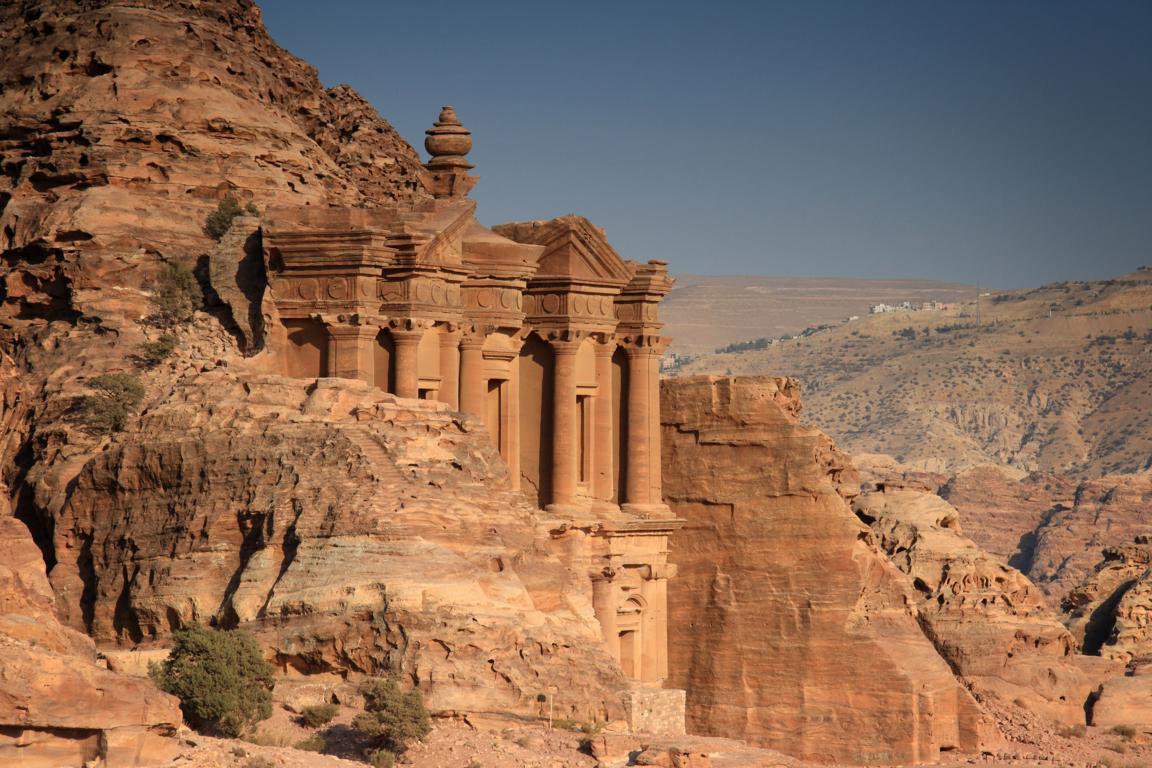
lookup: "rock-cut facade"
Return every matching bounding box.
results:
[261,106,682,694]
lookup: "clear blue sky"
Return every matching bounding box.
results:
[260,0,1152,288]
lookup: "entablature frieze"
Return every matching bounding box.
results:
[270,273,380,309]
[379,273,465,321]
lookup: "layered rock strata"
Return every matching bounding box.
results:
[0,491,182,768]
[1028,472,1152,602]
[661,375,990,765]
[854,486,1117,725]
[43,368,626,721]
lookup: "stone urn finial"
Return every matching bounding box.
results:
[423,105,478,199]
[425,105,473,162]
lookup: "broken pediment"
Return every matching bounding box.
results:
[493,215,636,288]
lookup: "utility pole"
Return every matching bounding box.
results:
[975,280,981,329]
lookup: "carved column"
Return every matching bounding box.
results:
[591,569,621,663]
[391,326,424,399]
[438,327,461,409]
[623,344,658,506]
[640,568,670,683]
[324,321,376,383]
[549,338,581,509]
[505,335,525,491]
[458,330,486,415]
[593,338,616,504]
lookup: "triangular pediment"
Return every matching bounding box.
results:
[492,215,634,287]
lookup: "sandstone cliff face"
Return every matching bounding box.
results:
[661,376,989,766]
[938,465,1075,570]
[1063,543,1152,661]
[0,490,182,768]
[43,367,625,721]
[1,0,426,302]
[1028,472,1152,603]
[854,487,1116,726]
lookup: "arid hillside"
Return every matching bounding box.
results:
[675,268,1152,476]
[663,275,976,356]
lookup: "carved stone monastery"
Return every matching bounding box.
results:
[262,107,682,694]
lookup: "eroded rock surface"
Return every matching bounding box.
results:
[1028,472,1152,603]
[0,0,427,297]
[854,487,1116,725]
[661,375,991,765]
[1064,543,1152,662]
[44,368,625,721]
[0,490,182,768]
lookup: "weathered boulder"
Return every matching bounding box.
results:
[855,486,1117,725]
[0,492,182,768]
[661,375,991,765]
[45,369,626,722]
[1090,663,1152,733]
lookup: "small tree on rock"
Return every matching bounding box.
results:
[204,193,259,240]
[151,261,200,326]
[149,623,275,737]
[137,333,178,367]
[79,372,145,434]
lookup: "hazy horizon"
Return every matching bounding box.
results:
[261,0,1152,290]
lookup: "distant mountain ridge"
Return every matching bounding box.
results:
[675,268,1152,477]
[662,274,978,356]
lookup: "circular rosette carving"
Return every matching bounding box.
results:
[296,278,318,300]
[326,279,348,300]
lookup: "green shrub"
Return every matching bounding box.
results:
[366,749,396,768]
[352,677,431,755]
[244,759,274,768]
[138,333,178,367]
[79,372,145,434]
[294,734,326,752]
[204,193,258,240]
[299,702,339,728]
[151,260,200,326]
[148,623,275,737]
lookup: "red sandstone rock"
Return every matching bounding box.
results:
[1063,543,1152,661]
[45,368,627,721]
[854,486,1117,726]
[661,375,993,765]
[0,0,429,341]
[1028,471,1152,603]
[0,491,182,768]
[938,465,1076,573]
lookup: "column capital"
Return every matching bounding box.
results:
[589,565,618,583]
[544,328,588,353]
[316,312,386,329]
[459,330,486,350]
[323,322,378,340]
[438,327,462,345]
[620,334,666,356]
[388,317,435,335]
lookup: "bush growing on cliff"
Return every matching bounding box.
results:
[298,702,339,727]
[137,333,178,367]
[79,372,145,433]
[352,677,430,757]
[149,623,275,737]
[150,260,201,326]
[204,193,259,240]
